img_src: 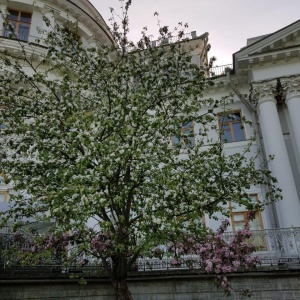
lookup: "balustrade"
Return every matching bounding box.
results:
[1,227,299,277]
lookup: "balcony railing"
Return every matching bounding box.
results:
[209,64,233,77]
[0,227,299,277]
[151,31,198,47]
[140,227,300,270]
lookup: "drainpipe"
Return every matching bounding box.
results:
[225,70,280,229]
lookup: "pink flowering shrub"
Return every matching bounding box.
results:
[8,231,72,265]
[8,229,116,266]
[90,232,114,257]
[167,219,260,296]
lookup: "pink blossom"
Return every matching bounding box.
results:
[164,217,260,295]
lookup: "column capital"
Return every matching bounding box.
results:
[251,80,277,107]
[281,76,300,101]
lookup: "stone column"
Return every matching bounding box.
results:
[283,76,300,158]
[252,80,300,228]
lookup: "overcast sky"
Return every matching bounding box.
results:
[90,0,300,66]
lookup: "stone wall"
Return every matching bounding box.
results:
[1,267,300,300]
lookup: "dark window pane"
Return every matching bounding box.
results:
[231,112,241,121]
[219,115,232,123]
[0,194,5,202]
[8,10,19,21]
[221,124,232,143]
[173,135,180,147]
[183,129,192,135]
[232,122,244,141]
[183,121,192,128]
[219,112,241,123]
[20,12,31,23]
[4,20,17,32]
[18,24,30,41]
[4,24,16,38]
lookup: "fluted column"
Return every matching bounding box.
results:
[282,76,300,158]
[252,80,300,228]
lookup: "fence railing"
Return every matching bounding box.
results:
[0,227,299,277]
[223,227,300,265]
[151,31,198,47]
[209,64,233,77]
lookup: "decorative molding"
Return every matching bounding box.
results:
[259,57,264,66]
[251,80,277,107]
[282,76,300,100]
[292,32,298,41]
[248,58,253,68]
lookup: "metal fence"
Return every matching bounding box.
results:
[137,227,300,270]
[223,227,300,265]
[209,64,233,77]
[151,31,198,47]
[1,227,299,277]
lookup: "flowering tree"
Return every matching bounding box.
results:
[160,217,260,296]
[0,1,280,299]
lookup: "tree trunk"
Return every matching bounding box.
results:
[115,278,133,300]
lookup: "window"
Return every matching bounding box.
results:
[0,191,8,202]
[231,211,263,231]
[218,111,245,143]
[3,9,32,41]
[0,173,8,185]
[0,113,11,130]
[230,195,266,250]
[173,121,195,148]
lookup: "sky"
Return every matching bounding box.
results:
[90,0,300,66]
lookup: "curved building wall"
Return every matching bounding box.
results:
[0,0,114,49]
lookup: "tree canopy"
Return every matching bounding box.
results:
[0,2,280,299]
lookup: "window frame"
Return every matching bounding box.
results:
[229,195,267,250]
[218,110,245,143]
[4,9,32,42]
[229,194,264,232]
[231,210,264,232]
[173,121,195,149]
[0,191,9,202]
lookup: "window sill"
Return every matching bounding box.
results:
[223,139,256,149]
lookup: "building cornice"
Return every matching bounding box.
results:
[233,19,300,76]
[234,19,300,58]
[32,0,114,45]
[65,0,114,45]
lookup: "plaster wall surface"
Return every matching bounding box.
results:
[250,62,300,82]
[1,269,300,300]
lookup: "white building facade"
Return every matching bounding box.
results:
[205,19,300,232]
[0,0,114,220]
